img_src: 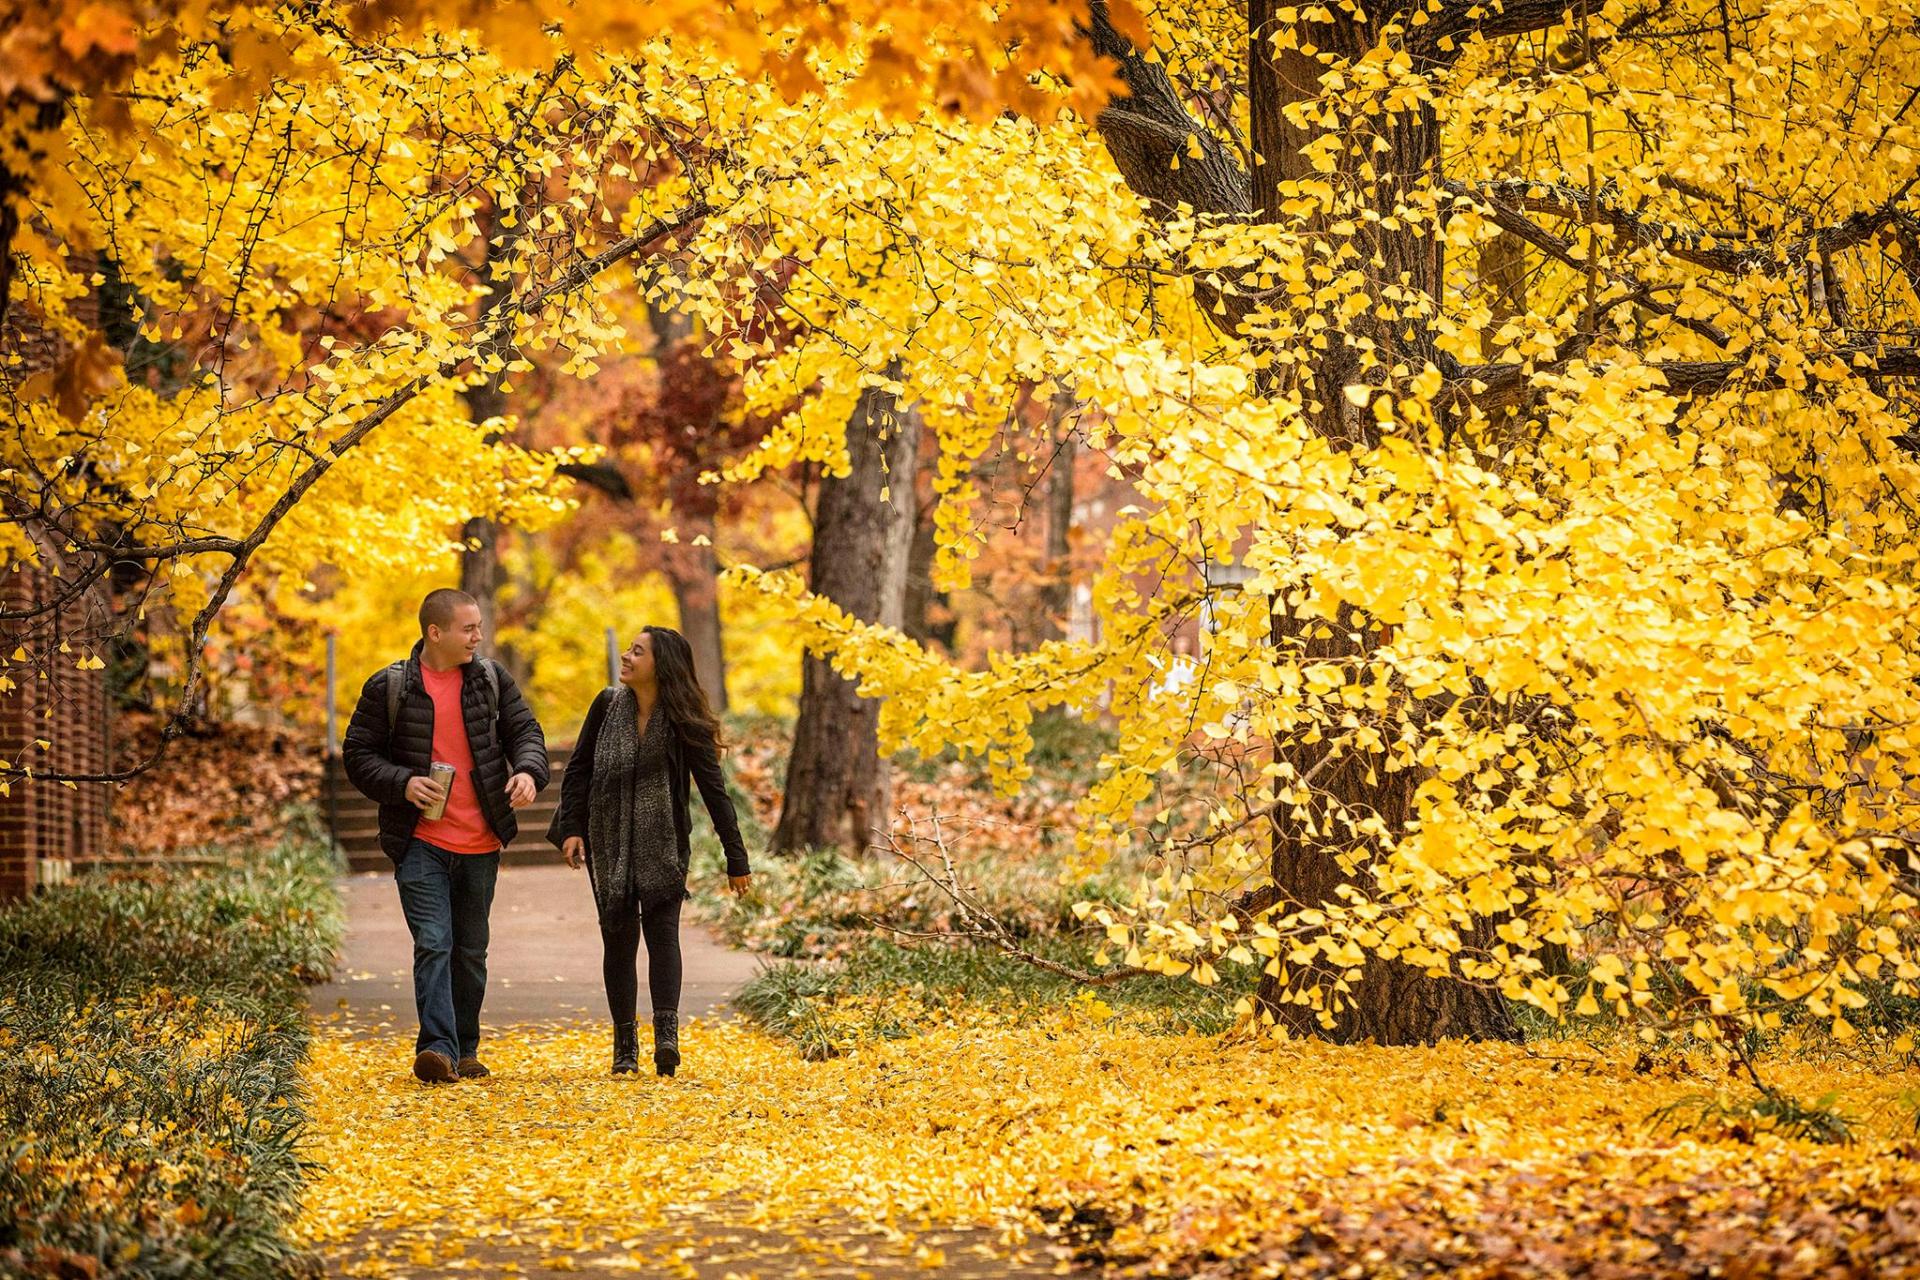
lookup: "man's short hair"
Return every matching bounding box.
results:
[420,588,479,635]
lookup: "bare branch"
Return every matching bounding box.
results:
[1450,345,1920,411]
[1463,176,1920,276]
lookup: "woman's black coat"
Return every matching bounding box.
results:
[546,687,751,882]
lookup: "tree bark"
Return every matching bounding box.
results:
[900,474,960,651]
[1255,0,1515,1043]
[644,300,730,710]
[663,507,729,712]
[1087,0,1519,1041]
[774,380,923,855]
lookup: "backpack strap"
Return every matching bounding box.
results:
[478,657,500,723]
[384,660,407,751]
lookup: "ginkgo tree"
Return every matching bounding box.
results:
[0,0,1149,329]
[671,0,1920,1045]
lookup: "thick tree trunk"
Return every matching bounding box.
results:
[458,514,500,633]
[664,507,729,712]
[1252,0,1517,1043]
[1087,0,1518,1042]
[643,299,729,708]
[1267,609,1517,1042]
[774,382,922,855]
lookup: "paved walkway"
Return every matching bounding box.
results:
[301,866,1069,1278]
[310,864,762,1030]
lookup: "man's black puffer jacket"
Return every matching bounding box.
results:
[341,640,550,865]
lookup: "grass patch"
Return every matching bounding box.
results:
[736,935,1251,1057]
[0,808,343,1279]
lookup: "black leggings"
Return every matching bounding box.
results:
[600,895,683,1024]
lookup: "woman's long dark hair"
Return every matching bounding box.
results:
[643,625,728,755]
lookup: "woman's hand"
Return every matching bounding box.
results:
[563,836,586,869]
[726,873,752,899]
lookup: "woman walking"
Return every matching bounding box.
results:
[548,626,752,1076]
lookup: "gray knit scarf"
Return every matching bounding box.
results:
[586,686,682,922]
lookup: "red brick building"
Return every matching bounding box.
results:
[0,531,114,901]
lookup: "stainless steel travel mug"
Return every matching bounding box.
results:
[422,761,456,821]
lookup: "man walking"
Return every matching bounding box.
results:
[343,588,548,1083]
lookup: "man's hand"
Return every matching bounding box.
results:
[563,836,586,870]
[726,873,753,899]
[405,775,447,811]
[505,772,536,809]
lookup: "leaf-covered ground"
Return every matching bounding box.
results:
[297,1012,1920,1278]
[109,711,323,856]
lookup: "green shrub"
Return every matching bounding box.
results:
[692,837,1134,962]
[731,962,845,1061]
[0,812,342,1278]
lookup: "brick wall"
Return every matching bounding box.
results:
[0,546,113,902]
[3,260,116,900]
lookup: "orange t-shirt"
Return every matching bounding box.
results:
[412,663,501,854]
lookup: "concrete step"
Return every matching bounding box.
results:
[344,843,568,873]
[325,800,560,838]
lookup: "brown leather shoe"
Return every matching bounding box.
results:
[456,1056,490,1080]
[412,1050,457,1084]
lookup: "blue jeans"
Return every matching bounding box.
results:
[395,838,500,1062]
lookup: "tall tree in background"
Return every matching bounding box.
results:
[773,380,923,855]
[459,200,515,649]
[640,305,732,709]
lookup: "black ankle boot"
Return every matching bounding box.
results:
[612,1022,639,1075]
[652,1011,680,1077]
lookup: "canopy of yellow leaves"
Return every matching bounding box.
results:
[0,0,1141,120]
